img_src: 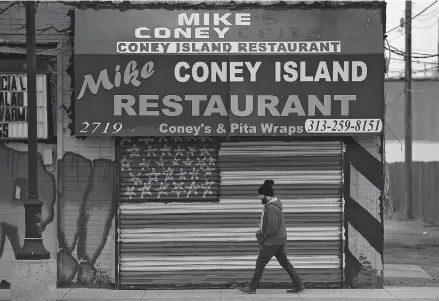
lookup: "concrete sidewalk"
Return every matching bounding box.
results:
[1,288,439,300]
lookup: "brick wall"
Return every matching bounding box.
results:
[0,2,70,42]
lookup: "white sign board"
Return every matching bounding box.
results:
[0,73,49,139]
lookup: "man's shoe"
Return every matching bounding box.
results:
[239,286,256,294]
[286,286,305,293]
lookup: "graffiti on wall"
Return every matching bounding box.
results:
[57,152,116,288]
[0,144,57,288]
[0,144,116,288]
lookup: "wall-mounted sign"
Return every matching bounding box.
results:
[74,7,385,137]
[0,73,49,140]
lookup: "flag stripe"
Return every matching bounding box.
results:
[119,240,341,256]
[119,227,341,241]
[119,200,341,215]
[119,212,341,226]
[219,156,341,170]
[119,269,342,288]
[221,184,341,198]
[119,255,340,270]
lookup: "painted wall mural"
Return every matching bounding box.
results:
[57,152,116,288]
[0,144,57,289]
[0,144,116,289]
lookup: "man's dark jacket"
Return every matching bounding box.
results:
[256,197,288,246]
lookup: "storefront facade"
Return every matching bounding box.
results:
[0,1,386,290]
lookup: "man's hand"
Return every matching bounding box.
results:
[255,230,262,246]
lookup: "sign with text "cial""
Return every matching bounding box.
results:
[74,7,385,137]
[0,73,49,140]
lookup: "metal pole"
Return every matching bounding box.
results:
[405,0,413,220]
[17,1,50,260]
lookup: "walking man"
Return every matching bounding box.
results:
[239,179,305,294]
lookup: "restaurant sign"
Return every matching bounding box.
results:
[74,7,385,137]
[0,73,49,140]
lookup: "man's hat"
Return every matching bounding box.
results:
[258,179,274,197]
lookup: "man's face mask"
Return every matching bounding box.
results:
[259,194,268,205]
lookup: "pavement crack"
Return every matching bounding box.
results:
[141,289,147,300]
[61,289,71,299]
[384,287,398,299]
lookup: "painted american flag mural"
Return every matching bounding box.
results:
[119,137,221,202]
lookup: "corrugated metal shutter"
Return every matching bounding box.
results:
[218,140,343,288]
[118,138,343,289]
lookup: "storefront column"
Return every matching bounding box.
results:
[344,136,385,288]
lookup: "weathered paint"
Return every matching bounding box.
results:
[344,136,384,288]
[0,0,71,288]
[0,1,118,288]
[0,144,117,289]
[0,144,57,288]
[349,164,381,222]
[57,152,116,287]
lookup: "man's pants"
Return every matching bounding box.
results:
[249,244,303,289]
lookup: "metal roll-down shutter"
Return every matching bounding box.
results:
[118,137,222,288]
[218,140,343,288]
[118,138,343,289]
